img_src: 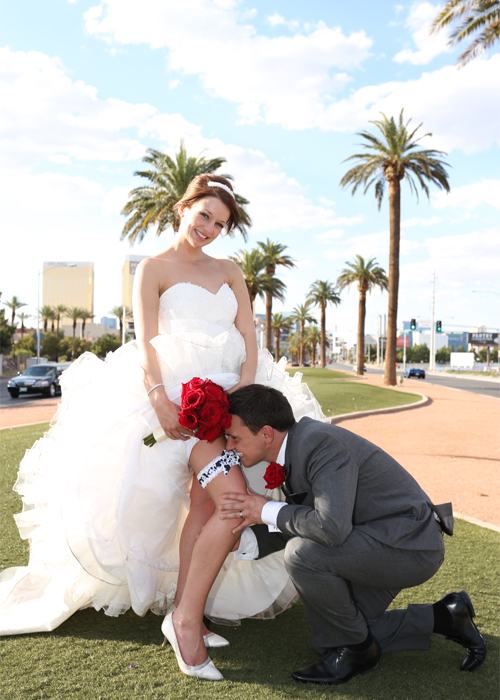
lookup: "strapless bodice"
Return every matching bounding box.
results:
[158,282,237,334]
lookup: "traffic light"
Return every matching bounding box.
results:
[436,320,442,332]
[410,319,416,330]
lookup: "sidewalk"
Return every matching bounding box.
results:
[335,373,500,528]
[1,377,499,527]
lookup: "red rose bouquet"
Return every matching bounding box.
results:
[144,378,231,447]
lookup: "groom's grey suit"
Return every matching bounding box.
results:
[252,417,449,654]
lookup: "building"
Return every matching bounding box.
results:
[43,262,94,324]
[122,255,148,311]
[100,316,117,329]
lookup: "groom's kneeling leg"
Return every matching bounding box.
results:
[284,537,369,652]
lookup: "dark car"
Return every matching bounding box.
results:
[7,364,67,399]
[404,367,426,379]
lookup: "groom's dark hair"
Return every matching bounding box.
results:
[227,385,295,434]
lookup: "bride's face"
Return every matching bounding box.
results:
[179,197,230,248]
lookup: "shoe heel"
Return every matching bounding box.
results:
[459,590,475,619]
[162,636,169,648]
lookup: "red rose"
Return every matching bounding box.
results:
[182,377,205,398]
[199,400,224,424]
[182,389,205,409]
[264,462,286,489]
[204,381,224,402]
[197,420,222,443]
[220,411,232,430]
[178,410,199,431]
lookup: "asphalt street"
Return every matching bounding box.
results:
[0,377,61,409]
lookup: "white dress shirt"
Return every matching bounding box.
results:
[234,434,289,561]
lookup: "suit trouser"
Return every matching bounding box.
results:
[284,527,445,654]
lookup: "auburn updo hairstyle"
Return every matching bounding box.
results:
[174,174,241,233]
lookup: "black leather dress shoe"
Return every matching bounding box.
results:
[291,638,380,684]
[439,590,487,671]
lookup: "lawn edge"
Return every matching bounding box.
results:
[330,390,429,424]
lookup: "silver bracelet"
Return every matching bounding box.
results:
[147,383,164,396]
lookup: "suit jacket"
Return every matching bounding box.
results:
[253,417,447,559]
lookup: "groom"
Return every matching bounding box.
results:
[221,385,486,685]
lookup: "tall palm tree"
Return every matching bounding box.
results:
[290,303,317,366]
[18,312,31,338]
[110,305,132,337]
[79,309,94,338]
[304,325,321,367]
[337,255,389,376]
[287,332,301,365]
[271,312,293,364]
[306,280,342,369]
[340,110,450,385]
[67,307,86,338]
[2,295,27,327]
[54,304,67,338]
[40,305,56,333]
[121,140,251,244]
[256,239,295,353]
[229,249,286,313]
[431,0,500,66]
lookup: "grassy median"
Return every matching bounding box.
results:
[0,423,498,700]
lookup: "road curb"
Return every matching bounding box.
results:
[330,391,429,424]
[0,420,52,431]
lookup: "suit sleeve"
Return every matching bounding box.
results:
[276,434,358,547]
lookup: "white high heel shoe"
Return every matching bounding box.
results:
[161,613,224,681]
[165,603,229,648]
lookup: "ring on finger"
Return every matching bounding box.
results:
[239,510,244,519]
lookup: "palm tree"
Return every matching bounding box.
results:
[79,309,94,338]
[229,249,286,313]
[340,110,450,385]
[337,255,389,376]
[256,239,295,353]
[270,312,293,364]
[110,305,132,336]
[121,140,251,244]
[431,0,500,66]
[67,307,86,338]
[17,312,31,338]
[54,304,67,338]
[304,325,321,367]
[290,303,317,366]
[287,332,301,365]
[40,305,56,333]
[2,295,27,328]
[306,281,342,369]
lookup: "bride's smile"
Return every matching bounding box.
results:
[180,196,230,249]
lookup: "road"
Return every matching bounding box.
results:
[0,377,60,409]
[328,363,499,399]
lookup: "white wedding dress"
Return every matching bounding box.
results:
[0,282,324,636]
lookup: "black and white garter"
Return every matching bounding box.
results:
[197,449,241,489]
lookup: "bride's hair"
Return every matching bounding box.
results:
[175,174,241,233]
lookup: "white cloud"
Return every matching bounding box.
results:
[84,0,372,129]
[168,79,180,89]
[432,179,500,211]
[266,13,300,31]
[316,229,345,242]
[394,2,450,65]
[401,216,441,227]
[317,196,336,207]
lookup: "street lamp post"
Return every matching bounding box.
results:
[37,264,76,364]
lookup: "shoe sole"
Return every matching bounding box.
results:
[292,661,379,685]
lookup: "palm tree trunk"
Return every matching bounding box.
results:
[384,179,401,386]
[320,303,326,368]
[299,321,305,365]
[357,289,367,375]
[56,316,60,339]
[274,331,280,363]
[73,320,76,338]
[265,291,273,353]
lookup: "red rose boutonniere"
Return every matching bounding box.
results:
[264,462,286,489]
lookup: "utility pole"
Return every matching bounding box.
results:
[430,270,435,372]
[376,314,381,366]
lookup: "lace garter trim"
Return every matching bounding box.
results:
[197,449,241,489]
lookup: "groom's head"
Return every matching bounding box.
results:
[226,385,295,467]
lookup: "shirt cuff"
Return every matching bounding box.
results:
[233,527,259,560]
[262,501,287,532]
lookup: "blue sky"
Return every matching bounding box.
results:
[1,0,499,336]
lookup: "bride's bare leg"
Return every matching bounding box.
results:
[175,477,214,606]
[172,437,247,666]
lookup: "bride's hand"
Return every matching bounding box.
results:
[150,392,194,441]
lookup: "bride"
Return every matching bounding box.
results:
[0,174,323,680]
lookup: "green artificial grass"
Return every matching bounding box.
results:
[0,424,498,699]
[288,367,422,418]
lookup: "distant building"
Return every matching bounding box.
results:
[43,261,94,324]
[100,316,117,329]
[122,255,148,311]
